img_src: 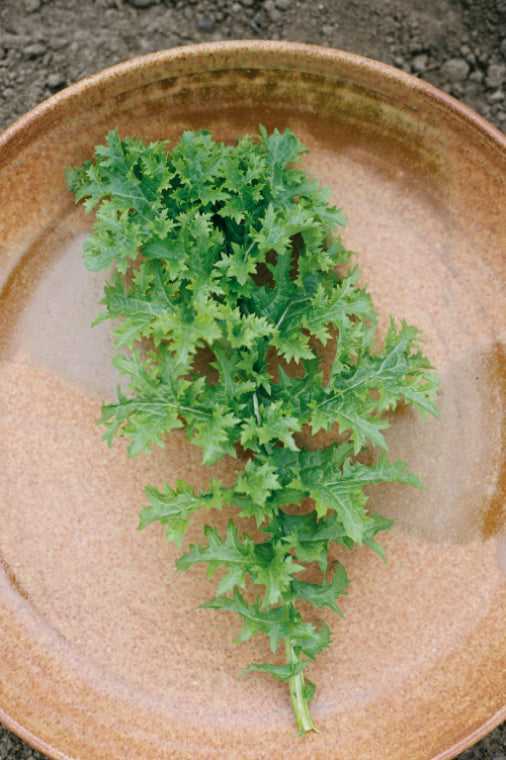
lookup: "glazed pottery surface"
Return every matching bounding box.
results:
[0,41,504,760]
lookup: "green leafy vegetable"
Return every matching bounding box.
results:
[66,126,439,734]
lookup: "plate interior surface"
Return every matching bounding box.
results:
[0,42,504,760]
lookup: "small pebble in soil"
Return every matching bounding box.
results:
[196,14,216,33]
[264,1,282,23]
[47,72,66,89]
[124,0,158,7]
[25,42,46,58]
[440,57,470,82]
[486,62,506,89]
[23,0,42,11]
[412,53,428,73]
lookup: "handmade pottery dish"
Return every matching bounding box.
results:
[0,41,504,760]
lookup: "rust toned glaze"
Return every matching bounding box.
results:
[0,41,504,760]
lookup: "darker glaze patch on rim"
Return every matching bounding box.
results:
[1,41,505,155]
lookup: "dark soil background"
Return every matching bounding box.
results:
[0,0,504,758]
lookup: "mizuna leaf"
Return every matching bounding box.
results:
[140,477,228,547]
[240,660,308,682]
[68,126,439,735]
[251,539,305,608]
[291,564,349,615]
[177,521,256,595]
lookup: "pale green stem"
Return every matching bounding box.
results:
[285,639,317,734]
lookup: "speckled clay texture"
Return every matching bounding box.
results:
[0,42,504,760]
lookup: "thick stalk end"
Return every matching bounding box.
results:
[285,641,318,734]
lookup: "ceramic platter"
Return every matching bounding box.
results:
[0,41,504,760]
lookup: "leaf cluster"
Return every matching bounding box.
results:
[67,127,439,730]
